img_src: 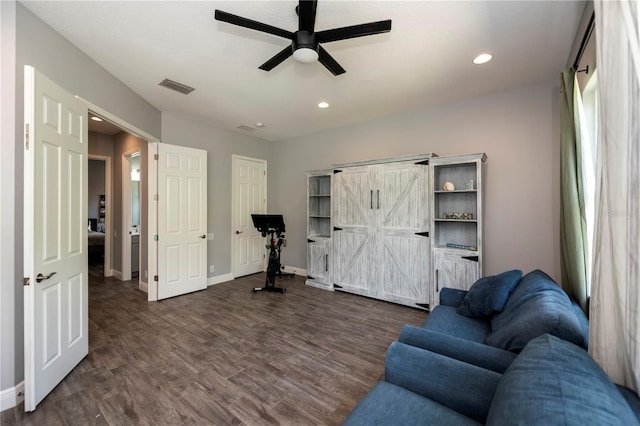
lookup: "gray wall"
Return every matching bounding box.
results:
[88,160,106,220]
[1,2,161,392]
[161,112,274,278]
[271,80,562,281]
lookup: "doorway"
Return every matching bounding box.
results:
[231,155,267,278]
[87,155,112,277]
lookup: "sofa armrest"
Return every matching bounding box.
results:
[440,287,468,306]
[385,341,500,423]
[398,325,517,373]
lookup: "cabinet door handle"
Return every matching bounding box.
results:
[435,269,439,292]
[325,254,328,271]
[370,190,373,209]
[377,189,380,209]
[462,256,479,262]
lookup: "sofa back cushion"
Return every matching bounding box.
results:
[486,334,638,425]
[456,270,522,318]
[485,270,585,351]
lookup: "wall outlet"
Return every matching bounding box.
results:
[209,265,214,273]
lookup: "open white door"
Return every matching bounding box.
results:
[23,66,88,411]
[156,143,207,300]
[231,155,267,278]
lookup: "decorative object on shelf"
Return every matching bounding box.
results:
[447,243,478,251]
[443,212,474,220]
[466,179,474,190]
[443,181,455,191]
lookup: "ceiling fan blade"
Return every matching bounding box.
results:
[317,45,346,76]
[316,20,392,43]
[298,0,317,32]
[259,45,294,71]
[215,10,293,40]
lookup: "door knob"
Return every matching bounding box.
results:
[36,272,57,283]
[236,230,242,234]
[200,234,206,239]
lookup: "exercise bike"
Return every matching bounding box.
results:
[250,214,293,293]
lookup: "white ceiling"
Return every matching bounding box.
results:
[21,1,586,142]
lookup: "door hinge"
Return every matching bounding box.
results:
[154,194,159,201]
[154,154,159,160]
[154,234,158,241]
[25,124,30,150]
[23,277,30,286]
[154,275,158,282]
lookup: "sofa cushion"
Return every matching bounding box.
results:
[486,269,584,351]
[457,270,522,317]
[424,305,491,343]
[486,334,638,425]
[342,381,482,426]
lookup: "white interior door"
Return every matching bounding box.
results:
[157,143,207,300]
[23,66,88,411]
[232,156,267,278]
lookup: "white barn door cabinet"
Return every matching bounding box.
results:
[306,153,486,311]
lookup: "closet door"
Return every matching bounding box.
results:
[376,162,431,306]
[332,166,374,294]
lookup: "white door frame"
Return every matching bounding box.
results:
[120,149,140,282]
[88,154,113,277]
[231,155,267,278]
[79,97,159,301]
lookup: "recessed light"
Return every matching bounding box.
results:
[90,116,103,122]
[318,102,330,109]
[473,53,493,65]
[255,122,264,128]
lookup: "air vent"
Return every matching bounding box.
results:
[158,79,195,95]
[236,125,256,132]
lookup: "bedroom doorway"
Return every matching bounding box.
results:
[88,154,112,277]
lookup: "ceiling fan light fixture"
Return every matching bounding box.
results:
[293,47,319,63]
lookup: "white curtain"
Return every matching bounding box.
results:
[589,0,640,392]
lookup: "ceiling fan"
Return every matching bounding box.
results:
[214,0,392,76]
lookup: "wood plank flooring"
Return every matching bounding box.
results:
[3,273,427,425]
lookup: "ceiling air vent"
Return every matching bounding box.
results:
[158,79,195,95]
[236,125,256,132]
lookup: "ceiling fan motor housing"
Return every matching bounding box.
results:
[293,31,318,52]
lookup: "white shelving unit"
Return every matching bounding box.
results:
[306,170,333,290]
[431,153,486,307]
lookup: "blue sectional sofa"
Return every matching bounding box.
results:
[343,269,640,425]
[344,334,640,425]
[398,269,590,373]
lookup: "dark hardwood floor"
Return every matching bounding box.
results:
[3,272,427,425]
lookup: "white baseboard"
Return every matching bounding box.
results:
[282,265,306,277]
[1,381,24,411]
[112,269,123,280]
[139,280,148,293]
[208,273,234,286]
[104,268,113,277]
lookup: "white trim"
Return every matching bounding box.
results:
[0,381,24,411]
[139,280,148,293]
[120,149,140,282]
[231,155,267,278]
[88,154,112,277]
[76,96,159,143]
[282,265,306,277]
[208,273,235,286]
[147,142,158,301]
[112,269,123,281]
